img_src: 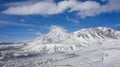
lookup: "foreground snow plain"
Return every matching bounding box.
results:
[1,40,120,67]
[1,26,120,67]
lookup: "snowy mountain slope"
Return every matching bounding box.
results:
[71,27,120,44]
[1,26,120,67]
[1,39,120,67]
[22,26,120,53]
[28,25,70,45]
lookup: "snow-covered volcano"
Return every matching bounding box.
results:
[22,26,120,53]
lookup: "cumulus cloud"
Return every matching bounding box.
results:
[2,1,66,15]
[1,0,120,18]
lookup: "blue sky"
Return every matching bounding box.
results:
[0,0,120,42]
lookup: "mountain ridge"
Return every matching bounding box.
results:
[22,26,120,53]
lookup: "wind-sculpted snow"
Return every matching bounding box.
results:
[1,26,120,67]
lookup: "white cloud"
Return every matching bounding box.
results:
[0,20,35,27]
[2,1,66,15]
[69,1,101,18]
[101,0,120,13]
[66,16,80,25]
[1,0,120,18]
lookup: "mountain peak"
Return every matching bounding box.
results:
[50,25,67,33]
[42,25,69,44]
[73,27,120,41]
[96,27,113,31]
